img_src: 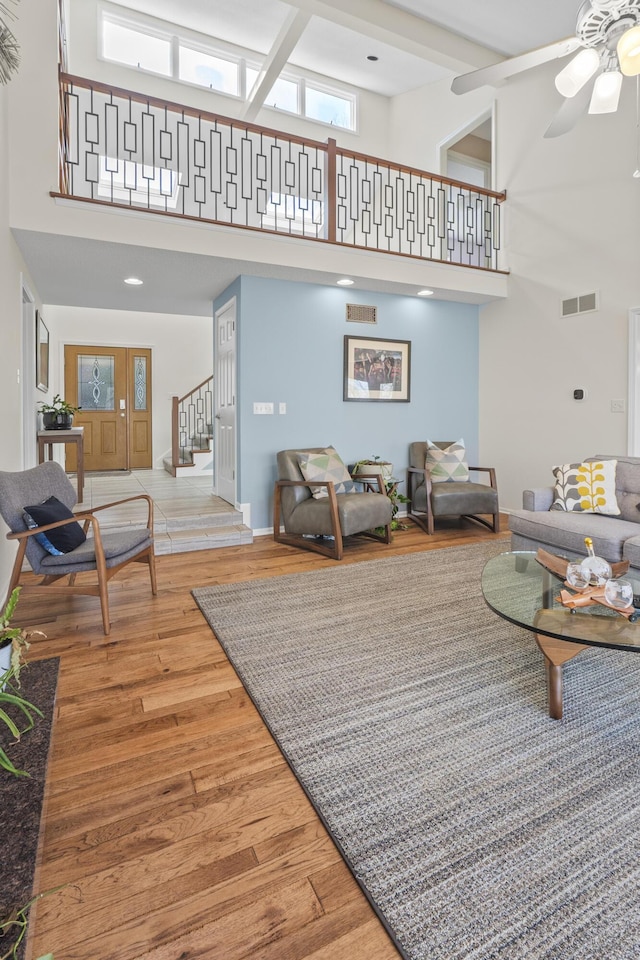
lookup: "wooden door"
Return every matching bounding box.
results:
[64,346,153,471]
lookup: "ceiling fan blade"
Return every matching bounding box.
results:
[543,77,596,138]
[451,37,582,95]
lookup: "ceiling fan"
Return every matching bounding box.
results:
[451,0,640,137]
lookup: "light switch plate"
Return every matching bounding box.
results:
[253,402,274,415]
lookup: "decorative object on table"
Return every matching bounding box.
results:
[37,394,81,431]
[550,459,620,514]
[407,440,499,535]
[352,457,409,531]
[343,335,410,402]
[352,456,394,483]
[535,547,629,581]
[580,535,613,584]
[35,311,49,393]
[604,578,634,610]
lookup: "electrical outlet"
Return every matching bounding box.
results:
[611,399,625,413]
[279,402,287,415]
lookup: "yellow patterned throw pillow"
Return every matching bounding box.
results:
[550,460,620,514]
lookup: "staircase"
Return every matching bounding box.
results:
[164,377,214,478]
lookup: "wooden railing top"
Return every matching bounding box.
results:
[59,71,506,205]
[178,376,213,407]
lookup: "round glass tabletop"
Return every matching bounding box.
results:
[481,550,640,653]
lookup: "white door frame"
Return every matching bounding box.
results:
[628,307,640,455]
[21,280,37,469]
[214,297,237,506]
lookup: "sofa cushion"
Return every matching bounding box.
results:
[426,439,469,483]
[297,448,355,499]
[508,509,638,562]
[550,460,620,515]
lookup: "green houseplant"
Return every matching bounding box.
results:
[38,394,81,431]
[352,456,409,530]
[0,588,44,776]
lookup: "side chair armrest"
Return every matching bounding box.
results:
[468,466,497,488]
[81,493,154,535]
[6,512,100,542]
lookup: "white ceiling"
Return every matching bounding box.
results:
[31,0,584,313]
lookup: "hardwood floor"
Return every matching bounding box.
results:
[18,516,510,960]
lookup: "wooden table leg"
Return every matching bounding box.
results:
[535,634,589,720]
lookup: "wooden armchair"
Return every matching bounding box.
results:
[407,441,499,535]
[0,461,157,634]
[274,447,392,560]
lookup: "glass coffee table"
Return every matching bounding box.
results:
[481,551,640,720]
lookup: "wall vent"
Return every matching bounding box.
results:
[561,291,599,318]
[346,303,377,324]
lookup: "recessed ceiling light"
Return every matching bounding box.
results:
[337,278,354,286]
[417,289,434,297]
[367,55,379,62]
[124,277,143,285]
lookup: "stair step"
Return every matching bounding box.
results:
[154,524,253,555]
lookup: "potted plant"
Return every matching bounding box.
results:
[352,455,394,483]
[0,587,44,775]
[352,457,409,530]
[38,394,81,431]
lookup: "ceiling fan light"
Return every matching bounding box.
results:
[618,25,640,76]
[588,70,623,113]
[555,48,600,97]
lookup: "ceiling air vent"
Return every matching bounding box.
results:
[346,303,377,324]
[561,291,599,318]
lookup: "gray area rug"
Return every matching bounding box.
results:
[193,542,640,960]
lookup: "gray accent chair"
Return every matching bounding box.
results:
[407,441,500,535]
[0,461,157,634]
[273,447,393,560]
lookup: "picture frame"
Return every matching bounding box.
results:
[36,311,49,393]
[343,335,411,402]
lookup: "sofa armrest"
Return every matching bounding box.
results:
[523,487,554,511]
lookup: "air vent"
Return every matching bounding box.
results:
[346,303,377,324]
[561,291,599,317]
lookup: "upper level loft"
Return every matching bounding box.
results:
[53,70,507,278]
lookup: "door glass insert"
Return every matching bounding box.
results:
[78,355,115,410]
[133,355,147,410]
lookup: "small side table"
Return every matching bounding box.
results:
[37,427,85,503]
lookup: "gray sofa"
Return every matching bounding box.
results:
[509,456,640,569]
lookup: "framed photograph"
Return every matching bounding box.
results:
[36,311,49,393]
[343,335,411,402]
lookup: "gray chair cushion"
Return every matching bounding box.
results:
[37,528,152,574]
[286,491,392,537]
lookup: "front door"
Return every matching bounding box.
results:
[64,346,153,471]
[214,299,237,505]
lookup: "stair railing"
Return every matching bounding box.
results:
[170,376,213,475]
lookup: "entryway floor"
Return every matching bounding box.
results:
[76,469,253,554]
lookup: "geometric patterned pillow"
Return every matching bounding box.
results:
[298,447,356,500]
[550,459,620,514]
[425,439,470,483]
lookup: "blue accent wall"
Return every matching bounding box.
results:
[214,276,479,531]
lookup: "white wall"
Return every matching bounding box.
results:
[67,0,391,159]
[44,306,213,468]
[0,79,45,597]
[479,62,639,511]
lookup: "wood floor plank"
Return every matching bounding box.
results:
[25,520,510,960]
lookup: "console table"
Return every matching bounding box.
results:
[37,427,85,503]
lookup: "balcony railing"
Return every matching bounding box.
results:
[54,72,507,273]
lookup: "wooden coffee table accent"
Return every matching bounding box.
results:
[534,633,589,720]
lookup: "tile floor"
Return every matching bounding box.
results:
[76,470,253,555]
